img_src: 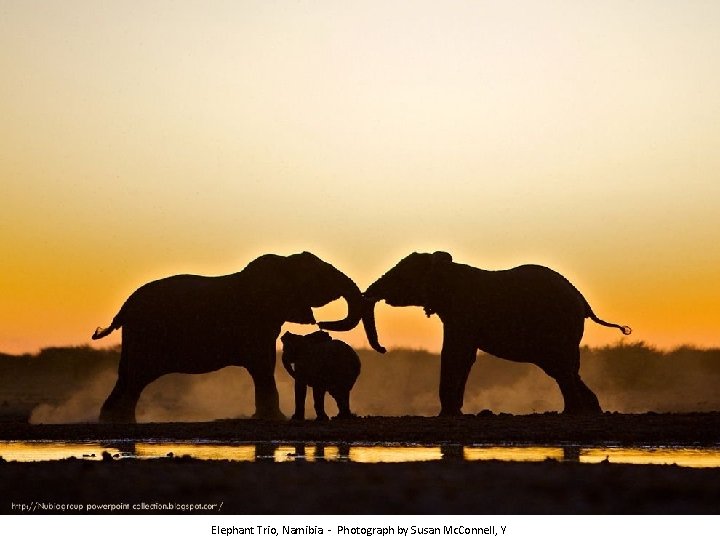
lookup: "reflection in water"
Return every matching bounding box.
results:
[563,446,581,462]
[255,442,277,462]
[2,441,720,468]
[441,444,464,461]
[349,446,442,463]
[274,445,300,462]
[0,442,118,462]
[464,446,565,462]
[114,441,137,456]
[580,447,720,468]
[135,443,255,461]
[317,444,342,461]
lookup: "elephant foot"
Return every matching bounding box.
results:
[333,412,357,420]
[98,407,136,424]
[438,408,463,417]
[290,413,305,421]
[315,413,330,422]
[556,375,602,415]
[252,409,287,421]
[562,404,603,415]
[561,391,602,415]
[562,396,602,415]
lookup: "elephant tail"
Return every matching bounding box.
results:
[584,302,632,335]
[91,312,124,340]
[92,324,119,340]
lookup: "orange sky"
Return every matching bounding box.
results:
[2,1,720,354]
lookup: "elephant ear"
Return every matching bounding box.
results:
[423,251,453,317]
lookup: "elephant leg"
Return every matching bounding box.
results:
[292,379,307,420]
[439,326,477,416]
[560,373,602,414]
[250,369,284,420]
[332,389,354,419]
[248,346,285,421]
[313,387,329,421]
[99,373,147,424]
[542,352,602,415]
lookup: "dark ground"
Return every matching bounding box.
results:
[4,458,720,514]
[3,412,720,445]
[2,413,720,514]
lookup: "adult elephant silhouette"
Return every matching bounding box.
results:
[92,252,386,423]
[363,251,631,415]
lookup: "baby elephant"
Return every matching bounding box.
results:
[280,330,361,420]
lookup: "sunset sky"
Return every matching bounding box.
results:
[2,1,719,354]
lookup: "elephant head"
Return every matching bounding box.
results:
[247,252,386,352]
[363,251,453,343]
[364,251,453,306]
[280,330,332,377]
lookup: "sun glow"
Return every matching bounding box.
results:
[2,1,720,354]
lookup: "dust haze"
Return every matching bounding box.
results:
[1,343,719,423]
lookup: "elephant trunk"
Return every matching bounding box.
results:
[359,276,390,354]
[317,273,387,354]
[317,294,361,331]
[360,297,386,353]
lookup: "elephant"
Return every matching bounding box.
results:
[91,251,386,423]
[281,330,361,420]
[363,251,632,415]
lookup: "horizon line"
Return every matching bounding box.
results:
[2,339,719,358]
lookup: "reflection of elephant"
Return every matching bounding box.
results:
[281,330,361,420]
[92,252,383,423]
[363,251,631,415]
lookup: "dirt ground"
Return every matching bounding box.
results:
[2,413,720,514]
[3,412,720,445]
